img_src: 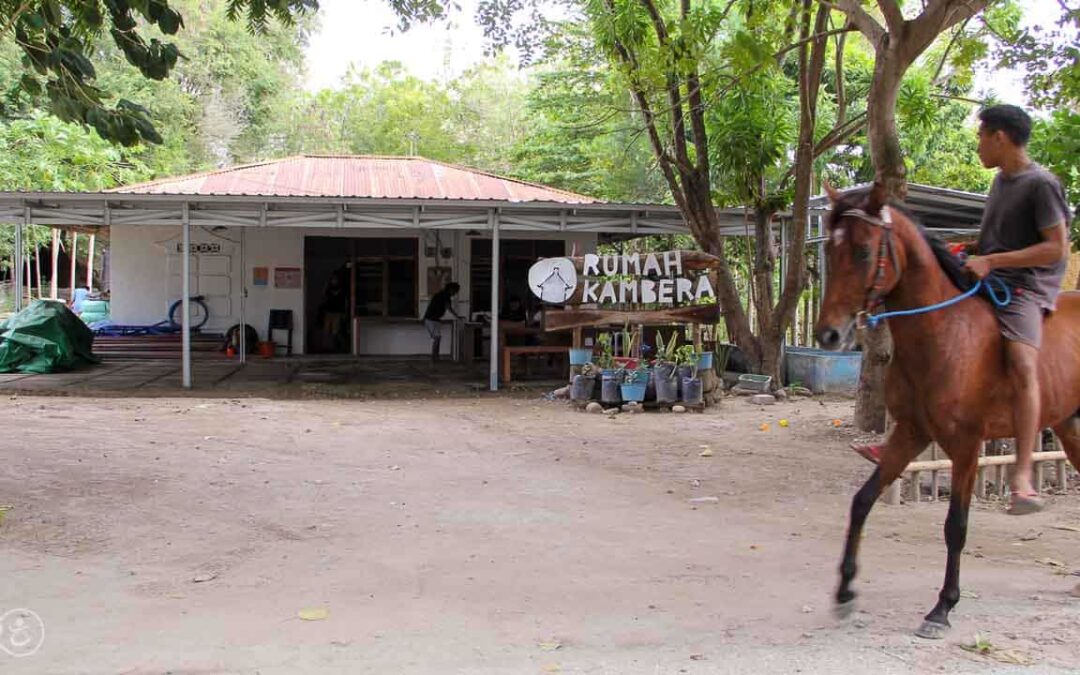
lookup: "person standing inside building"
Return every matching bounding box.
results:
[424,282,461,362]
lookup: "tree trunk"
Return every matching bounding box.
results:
[24,253,32,302]
[853,53,905,433]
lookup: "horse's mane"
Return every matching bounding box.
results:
[830,188,973,294]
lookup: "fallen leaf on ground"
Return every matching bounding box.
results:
[538,642,562,651]
[192,572,218,583]
[699,448,714,457]
[298,607,330,621]
[1050,525,1080,533]
[1036,558,1066,568]
[990,649,1032,665]
[689,654,706,661]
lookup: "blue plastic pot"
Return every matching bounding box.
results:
[568,348,593,366]
[620,381,647,402]
[697,351,713,370]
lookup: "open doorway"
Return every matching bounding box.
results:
[304,236,420,354]
[304,237,351,354]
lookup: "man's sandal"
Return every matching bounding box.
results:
[849,443,882,465]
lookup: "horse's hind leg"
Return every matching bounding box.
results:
[916,444,979,640]
[836,422,928,614]
[1051,416,1080,472]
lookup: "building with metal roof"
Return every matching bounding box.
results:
[0,156,989,390]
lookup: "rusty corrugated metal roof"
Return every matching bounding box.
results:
[110,155,601,204]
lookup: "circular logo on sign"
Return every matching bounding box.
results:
[0,608,44,658]
[528,258,578,304]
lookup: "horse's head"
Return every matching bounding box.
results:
[814,180,906,351]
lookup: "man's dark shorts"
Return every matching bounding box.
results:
[994,289,1048,349]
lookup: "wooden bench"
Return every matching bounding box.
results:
[501,345,566,384]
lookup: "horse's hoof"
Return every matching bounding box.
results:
[834,599,856,620]
[914,620,950,640]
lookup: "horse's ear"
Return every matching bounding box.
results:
[867,179,888,215]
[822,179,841,204]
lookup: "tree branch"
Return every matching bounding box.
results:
[703,26,855,109]
[903,0,991,65]
[879,0,906,34]
[605,29,688,213]
[931,16,970,85]
[773,0,832,339]
[824,0,887,46]
[835,20,847,126]
[638,0,693,171]
[815,111,868,155]
[931,92,986,105]
[683,0,709,174]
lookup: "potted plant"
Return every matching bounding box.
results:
[620,366,649,402]
[673,344,699,381]
[613,324,640,370]
[596,333,616,373]
[571,362,599,402]
[675,344,704,405]
[652,331,680,404]
[697,348,714,371]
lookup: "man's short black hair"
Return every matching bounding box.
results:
[445,282,461,293]
[978,104,1032,146]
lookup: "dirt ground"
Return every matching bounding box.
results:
[1,393,1078,674]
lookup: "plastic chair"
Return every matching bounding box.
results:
[268,309,293,356]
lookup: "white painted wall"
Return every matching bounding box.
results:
[108,224,596,355]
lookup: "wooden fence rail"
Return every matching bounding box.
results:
[888,434,1073,504]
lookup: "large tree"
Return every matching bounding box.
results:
[829,0,995,432]
[541,0,876,385]
[0,0,319,145]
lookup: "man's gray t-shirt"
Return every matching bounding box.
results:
[978,164,1072,310]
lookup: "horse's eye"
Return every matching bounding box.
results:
[855,245,872,263]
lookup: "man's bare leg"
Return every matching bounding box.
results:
[1006,340,1043,513]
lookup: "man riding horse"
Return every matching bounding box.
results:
[851,104,1072,516]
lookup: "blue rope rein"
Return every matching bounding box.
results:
[864,275,1012,328]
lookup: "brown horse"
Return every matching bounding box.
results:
[815,182,1080,639]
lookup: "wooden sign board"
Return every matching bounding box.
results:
[527,250,721,330]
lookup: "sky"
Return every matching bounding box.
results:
[304,0,1066,106]
[303,0,490,89]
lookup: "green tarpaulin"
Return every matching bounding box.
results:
[0,300,99,374]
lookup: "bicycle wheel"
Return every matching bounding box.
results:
[169,297,210,330]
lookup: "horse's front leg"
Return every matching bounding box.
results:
[915,443,979,639]
[836,422,928,614]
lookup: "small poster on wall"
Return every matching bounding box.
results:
[253,266,269,287]
[274,267,302,289]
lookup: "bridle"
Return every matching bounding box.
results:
[833,205,901,330]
